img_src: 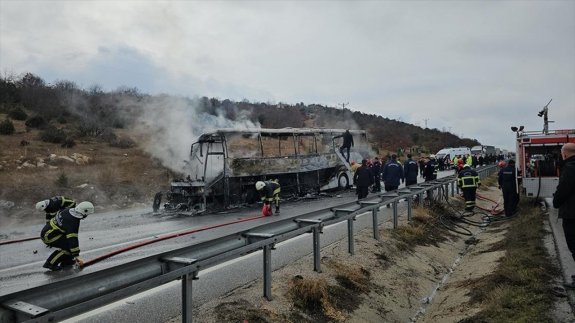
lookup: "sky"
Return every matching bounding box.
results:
[1,0,574,152]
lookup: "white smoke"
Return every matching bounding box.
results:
[129,95,260,175]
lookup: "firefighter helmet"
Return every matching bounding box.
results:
[463,164,470,168]
[75,201,94,217]
[255,181,266,191]
[36,200,48,211]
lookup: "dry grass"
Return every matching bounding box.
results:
[287,275,345,322]
[391,204,450,252]
[479,173,499,191]
[459,198,560,323]
[1,117,169,223]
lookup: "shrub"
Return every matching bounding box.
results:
[0,119,15,135]
[61,138,76,148]
[8,106,27,120]
[57,115,67,124]
[25,115,46,128]
[40,126,66,143]
[55,173,69,187]
[109,136,136,148]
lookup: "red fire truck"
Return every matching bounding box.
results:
[515,129,575,198]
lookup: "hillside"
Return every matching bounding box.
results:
[0,72,480,222]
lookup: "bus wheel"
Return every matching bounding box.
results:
[153,192,162,212]
[338,173,349,189]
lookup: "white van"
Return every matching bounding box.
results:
[435,147,471,161]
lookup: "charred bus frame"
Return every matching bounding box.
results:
[154,128,369,214]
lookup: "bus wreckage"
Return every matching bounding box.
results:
[153,128,369,215]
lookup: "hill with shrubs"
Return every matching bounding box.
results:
[0,72,479,224]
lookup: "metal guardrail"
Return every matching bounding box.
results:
[0,166,498,323]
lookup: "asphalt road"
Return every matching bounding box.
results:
[0,170,458,321]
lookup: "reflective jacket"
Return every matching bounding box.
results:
[40,208,81,257]
[259,181,281,203]
[43,196,76,221]
[458,168,480,188]
[553,156,575,219]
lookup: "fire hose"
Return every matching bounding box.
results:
[80,214,265,268]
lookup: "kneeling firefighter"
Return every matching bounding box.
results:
[457,165,481,211]
[40,201,94,271]
[256,180,281,216]
[36,196,76,223]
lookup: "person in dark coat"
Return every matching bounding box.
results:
[423,155,438,182]
[553,143,575,288]
[498,159,519,217]
[334,130,354,163]
[353,159,373,199]
[403,154,419,186]
[382,154,404,191]
[370,157,382,192]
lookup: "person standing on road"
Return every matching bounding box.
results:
[36,196,76,223]
[553,143,575,288]
[404,154,419,186]
[423,155,438,182]
[256,180,281,215]
[498,160,519,217]
[382,154,404,191]
[371,157,382,192]
[40,201,94,271]
[354,159,373,199]
[457,165,481,211]
[334,130,354,163]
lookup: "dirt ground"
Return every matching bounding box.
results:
[166,187,572,323]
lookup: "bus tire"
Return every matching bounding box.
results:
[153,192,162,212]
[338,173,349,189]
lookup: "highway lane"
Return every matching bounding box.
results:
[0,170,457,304]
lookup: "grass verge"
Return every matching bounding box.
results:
[459,198,561,322]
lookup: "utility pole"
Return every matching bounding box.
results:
[338,102,349,110]
[423,118,429,129]
[537,99,553,134]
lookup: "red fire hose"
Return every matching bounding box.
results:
[0,236,41,246]
[81,214,266,268]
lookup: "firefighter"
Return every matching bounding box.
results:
[457,165,481,211]
[498,160,519,217]
[36,196,76,222]
[403,154,419,186]
[40,201,94,271]
[256,180,281,215]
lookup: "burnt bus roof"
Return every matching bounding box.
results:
[197,128,367,141]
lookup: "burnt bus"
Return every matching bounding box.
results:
[153,128,369,214]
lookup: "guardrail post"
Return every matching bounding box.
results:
[407,196,412,222]
[263,244,272,300]
[450,182,455,197]
[347,218,354,255]
[312,227,321,272]
[392,201,398,228]
[444,184,449,201]
[182,272,197,323]
[372,208,379,240]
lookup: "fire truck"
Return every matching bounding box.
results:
[515,129,575,198]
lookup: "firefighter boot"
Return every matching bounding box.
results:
[275,207,280,215]
[43,261,62,271]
